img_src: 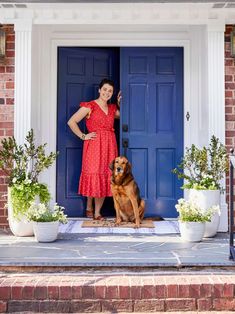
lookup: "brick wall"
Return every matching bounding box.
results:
[0,25,14,229]
[225,25,235,208]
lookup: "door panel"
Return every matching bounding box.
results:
[57,47,119,217]
[120,47,183,218]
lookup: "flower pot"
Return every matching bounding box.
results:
[33,221,59,242]
[7,187,34,237]
[179,221,205,242]
[186,189,220,238]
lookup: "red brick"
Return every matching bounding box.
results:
[5,50,14,58]
[59,286,72,300]
[8,300,40,312]
[6,67,14,73]
[167,284,178,298]
[223,283,234,298]
[6,42,14,50]
[0,286,11,300]
[48,286,59,299]
[197,298,212,311]
[70,300,101,312]
[0,67,5,73]
[22,286,34,300]
[102,300,133,312]
[11,286,23,300]
[156,284,166,298]
[105,285,118,299]
[130,286,141,299]
[213,284,224,298]
[134,299,164,312]
[178,284,190,298]
[6,34,15,42]
[213,298,235,310]
[5,82,14,89]
[0,301,7,313]
[34,286,47,300]
[71,285,82,299]
[226,75,233,82]
[82,285,94,299]
[226,90,233,97]
[200,283,212,298]
[6,98,14,105]
[119,285,130,299]
[165,298,196,311]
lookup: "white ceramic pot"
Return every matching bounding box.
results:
[7,187,34,237]
[33,221,59,242]
[185,189,220,238]
[179,221,205,242]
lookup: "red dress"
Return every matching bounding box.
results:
[78,100,118,197]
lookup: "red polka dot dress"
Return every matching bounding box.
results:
[78,100,118,197]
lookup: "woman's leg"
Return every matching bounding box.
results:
[94,197,105,219]
[86,197,94,218]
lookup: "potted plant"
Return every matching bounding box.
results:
[175,197,220,242]
[172,135,228,237]
[0,129,58,236]
[27,202,67,242]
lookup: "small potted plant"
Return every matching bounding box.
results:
[175,197,220,242]
[27,202,67,242]
[172,135,228,237]
[0,129,58,236]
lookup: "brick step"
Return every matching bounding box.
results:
[1,273,235,313]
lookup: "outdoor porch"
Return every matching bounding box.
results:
[0,224,235,313]
[0,221,234,269]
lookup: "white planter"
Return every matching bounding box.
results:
[7,187,34,237]
[33,221,59,242]
[185,189,221,238]
[179,221,205,242]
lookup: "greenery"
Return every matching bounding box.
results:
[172,135,228,191]
[10,180,51,219]
[175,198,220,223]
[0,129,58,186]
[27,202,68,224]
[0,129,58,219]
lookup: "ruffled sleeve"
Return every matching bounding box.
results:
[80,101,93,119]
[80,101,93,110]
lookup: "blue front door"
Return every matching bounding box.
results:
[57,47,183,218]
[57,47,119,217]
[120,48,183,217]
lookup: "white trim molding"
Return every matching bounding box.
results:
[11,19,228,230]
[14,20,33,145]
[207,23,227,232]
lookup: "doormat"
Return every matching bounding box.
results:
[81,219,154,228]
[59,220,180,234]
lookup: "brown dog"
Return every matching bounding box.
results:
[109,156,145,228]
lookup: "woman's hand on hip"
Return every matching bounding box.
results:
[85,132,97,140]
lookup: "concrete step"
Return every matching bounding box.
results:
[0,272,235,313]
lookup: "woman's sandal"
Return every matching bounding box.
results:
[93,215,106,221]
[86,209,94,219]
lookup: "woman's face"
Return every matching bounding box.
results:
[99,83,114,102]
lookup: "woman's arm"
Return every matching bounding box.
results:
[67,107,96,140]
[115,91,121,119]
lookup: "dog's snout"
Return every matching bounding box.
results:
[117,167,122,172]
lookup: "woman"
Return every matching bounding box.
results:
[67,78,121,220]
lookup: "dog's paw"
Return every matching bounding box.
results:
[115,218,122,226]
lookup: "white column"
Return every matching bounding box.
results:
[207,23,227,232]
[14,21,32,145]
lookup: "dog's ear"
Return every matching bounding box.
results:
[109,159,115,171]
[126,161,132,174]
